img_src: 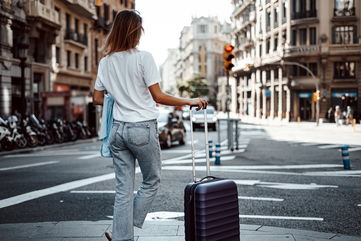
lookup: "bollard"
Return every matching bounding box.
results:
[208,140,214,158]
[215,144,221,165]
[340,145,351,169]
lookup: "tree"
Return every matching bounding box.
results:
[177,75,209,98]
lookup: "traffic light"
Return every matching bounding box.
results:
[223,44,235,72]
[312,90,320,102]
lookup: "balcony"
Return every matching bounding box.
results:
[64,0,95,18]
[25,1,60,27]
[284,45,319,56]
[334,7,355,17]
[291,10,317,20]
[65,30,88,47]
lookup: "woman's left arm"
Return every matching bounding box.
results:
[93,90,105,105]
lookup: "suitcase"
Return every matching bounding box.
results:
[184,108,240,241]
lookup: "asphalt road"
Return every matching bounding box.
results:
[0,121,360,236]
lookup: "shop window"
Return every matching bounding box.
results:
[310,27,317,45]
[67,50,71,67]
[299,28,307,45]
[334,62,356,79]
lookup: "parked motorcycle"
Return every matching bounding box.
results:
[29,114,47,146]
[20,116,39,147]
[7,115,27,149]
[0,117,13,151]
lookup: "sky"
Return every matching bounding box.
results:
[135,0,233,66]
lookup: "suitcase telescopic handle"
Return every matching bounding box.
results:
[189,106,211,183]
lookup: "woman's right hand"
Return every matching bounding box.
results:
[188,98,208,110]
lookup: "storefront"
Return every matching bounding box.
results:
[331,88,358,120]
[298,91,313,121]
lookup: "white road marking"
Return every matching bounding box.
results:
[304,170,361,176]
[70,190,137,194]
[348,147,361,152]
[162,156,235,165]
[233,180,338,190]
[163,164,342,171]
[239,215,323,221]
[187,140,198,145]
[238,196,284,202]
[357,204,361,207]
[162,149,199,154]
[0,168,140,209]
[301,143,320,146]
[5,151,99,158]
[78,153,100,160]
[318,144,343,149]
[0,161,59,171]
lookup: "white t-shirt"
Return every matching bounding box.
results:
[94,50,161,122]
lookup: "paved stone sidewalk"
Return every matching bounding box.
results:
[1,220,360,241]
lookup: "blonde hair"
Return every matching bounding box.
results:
[103,9,143,55]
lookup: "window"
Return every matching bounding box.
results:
[75,18,79,34]
[309,63,318,75]
[214,25,217,33]
[310,27,317,45]
[75,53,79,69]
[333,25,357,44]
[266,10,271,31]
[300,28,307,45]
[55,7,61,22]
[56,47,61,64]
[274,7,279,28]
[334,0,355,16]
[282,1,287,23]
[334,62,356,79]
[84,56,88,72]
[259,44,263,57]
[67,50,71,67]
[274,35,278,51]
[198,24,208,33]
[66,13,71,32]
[104,3,109,22]
[95,38,99,65]
[292,63,317,77]
[291,29,297,45]
[266,38,270,54]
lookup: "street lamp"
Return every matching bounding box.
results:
[18,37,29,116]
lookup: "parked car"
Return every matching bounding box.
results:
[157,110,186,148]
[191,106,217,131]
[182,109,190,120]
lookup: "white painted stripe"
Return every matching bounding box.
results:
[233,179,338,190]
[78,153,100,160]
[70,190,137,194]
[318,144,343,149]
[164,164,342,170]
[238,196,284,202]
[239,215,323,221]
[163,156,236,165]
[0,168,140,209]
[5,151,99,158]
[304,170,361,176]
[357,204,361,207]
[162,149,199,154]
[348,147,361,152]
[0,161,58,171]
[70,190,115,194]
[301,143,320,146]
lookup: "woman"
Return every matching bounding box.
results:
[92,9,207,241]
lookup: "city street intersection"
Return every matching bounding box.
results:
[0,121,360,240]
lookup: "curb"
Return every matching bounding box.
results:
[0,137,99,157]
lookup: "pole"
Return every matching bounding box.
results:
[226,72,231,150]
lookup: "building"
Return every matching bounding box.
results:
[0,0,32,117]
[232,0,361,122]
[160,48,178,94]
[175,17,232,105]
[0,0,134,126]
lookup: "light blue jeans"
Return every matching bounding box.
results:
[109,119,161,241]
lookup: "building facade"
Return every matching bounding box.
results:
[232,0,361,122]
[175,17,232,104]
[0,0,134,127]
[160,48,178,94]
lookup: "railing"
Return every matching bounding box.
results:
[285,45,319,54]
[291,10,317,20]
[65,30,88,46]
[26,1,60,25]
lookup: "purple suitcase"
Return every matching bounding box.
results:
[184,108,240,241]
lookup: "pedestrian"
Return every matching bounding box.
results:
[327,107,333,122]
[346,106,353,125]
[92,10,207,241]
[334,105,342,126]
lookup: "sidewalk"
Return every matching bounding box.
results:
[0,137,99,157]
[1,220,360,241]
